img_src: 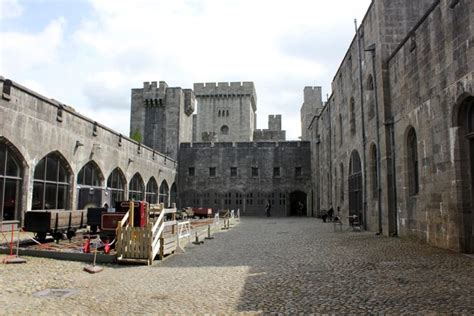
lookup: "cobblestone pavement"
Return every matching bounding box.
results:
[1,218,473,314]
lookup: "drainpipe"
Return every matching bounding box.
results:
[365,44,383,235]
[328,97,333,208]
[355,19,368,230]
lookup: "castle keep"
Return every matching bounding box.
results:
[131,80,306,217]
[193,82,257,142]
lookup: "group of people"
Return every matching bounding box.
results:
[321,207,339,222]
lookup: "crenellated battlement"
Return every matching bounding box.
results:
[180,141,310,149]
[303,86,322,104]
[193,81,257,100]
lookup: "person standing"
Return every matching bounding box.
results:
[297,201,304,216]
[265,200,271,217]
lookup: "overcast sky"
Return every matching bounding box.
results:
[0,0,371,140]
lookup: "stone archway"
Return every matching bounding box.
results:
[457,95,474,253]
[289,191,307,216]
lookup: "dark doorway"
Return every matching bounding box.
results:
[290,191,306,216]
[349,150,363,225]
[458,96,474,253]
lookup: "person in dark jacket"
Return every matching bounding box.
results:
[265,200,271,217]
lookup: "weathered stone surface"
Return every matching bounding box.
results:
[0,77,177,222]
[307,0,474,252]
[178,141,311,216]
[1,218,472,314]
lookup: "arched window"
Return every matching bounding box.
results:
[226,110,229,117]
[170,183,177,206]
[77,161,104,209]
[350,97,356,135]
[370,144,378,199]
[367,74,374,90]
[159,180,169,205]
[129,173,144,201]
[221,125,229,135]
[0,141,23,220]
[348,150,363,219]
[32,152,71,210]
[146,177,158,204]
[107,168,126,204]
[407,127,419,196]
[218,110,221,117]
[77,161,102,187]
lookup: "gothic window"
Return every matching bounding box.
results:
[218,110,221,117]
[106,168,126,205]
[0,142,23,220]
[33,152,71,210]
[407,127,419,196]
[146,177,158,204]
[226,110,229,117]
[221,125,229,135]
[170,183,177,205]
[350,97,356,135]
[129,173,144,201]
[77,161,102,187]
[159,180,169,204]
[370,144,378,199]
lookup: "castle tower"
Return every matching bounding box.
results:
[300,86,323,141]
[130,81,195,159]
[193,82,257,142]
[268,114,282,131]
[253,114,286,141]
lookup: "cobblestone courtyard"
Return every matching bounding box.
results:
[1,218,473,314]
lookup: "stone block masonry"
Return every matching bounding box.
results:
[194,82,257,143]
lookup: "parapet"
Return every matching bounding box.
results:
[303,86,323,105]
[193,81,257,109]
[268,114,282,131]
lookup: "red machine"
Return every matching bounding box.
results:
[192,207,213,218]
[99,201,148,234]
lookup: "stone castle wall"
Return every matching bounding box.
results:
[309,0,474,252]
[0,77,177,223]
[178,141,312,216]
[386,0,474,250]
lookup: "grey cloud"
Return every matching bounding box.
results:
[82,83,129,110]
[279,27,354,64]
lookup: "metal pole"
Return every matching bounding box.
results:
[355,19,368,230]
